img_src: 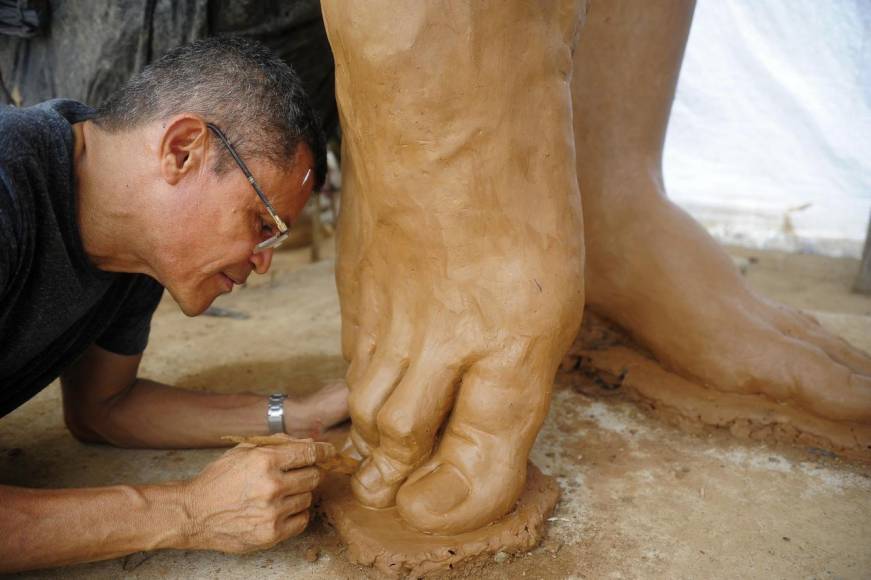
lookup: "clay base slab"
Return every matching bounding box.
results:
[318,463,559,578]
[560,312,871,462]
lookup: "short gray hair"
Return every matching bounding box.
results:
[95,36,326,188]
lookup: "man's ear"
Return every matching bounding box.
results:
[158,115,209,185]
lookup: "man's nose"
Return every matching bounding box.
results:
[250,248,274,274]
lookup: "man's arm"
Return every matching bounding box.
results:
[0,440,329,573]
[0,481,189,571]
[61,345,348,448]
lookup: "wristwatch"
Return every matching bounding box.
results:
[267,393,288,434]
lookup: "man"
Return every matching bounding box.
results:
[0,37,349,572]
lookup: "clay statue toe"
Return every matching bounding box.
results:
[395,355,551,534]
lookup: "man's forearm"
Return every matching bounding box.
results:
[0,482,191,573]
[84,379,275,448]
[61,346,346,449]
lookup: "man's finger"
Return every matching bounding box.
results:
[278,466,322,495]
[279,510,310,540]
[221,433,300,447]
[272,441,336,471]
[220,435,337,470]
[224,442,257,454]
[280,491,314,517]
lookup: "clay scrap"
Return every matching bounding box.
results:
[221,434,360,474]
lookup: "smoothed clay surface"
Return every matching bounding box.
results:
[319,463,560,578]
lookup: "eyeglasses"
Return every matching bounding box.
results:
[207,122,310,254]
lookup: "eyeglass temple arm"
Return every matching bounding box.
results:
[205,123,286,229]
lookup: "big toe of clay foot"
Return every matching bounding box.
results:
[393,358,547,534]
[396,441,528,534]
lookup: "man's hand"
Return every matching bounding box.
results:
[182,439,333,553]
[286,380,350,438]
[0,439,335,572]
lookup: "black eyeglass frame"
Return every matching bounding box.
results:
[206,122,290,253]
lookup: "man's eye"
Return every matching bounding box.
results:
[261,221,274,236]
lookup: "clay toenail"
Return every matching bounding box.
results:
[353,458,384,492]
[352,457,403,509]
[403,463,470,515]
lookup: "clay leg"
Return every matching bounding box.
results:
[323,1,587,533]
[571,2,871,432]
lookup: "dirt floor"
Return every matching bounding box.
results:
[2,243,870,579]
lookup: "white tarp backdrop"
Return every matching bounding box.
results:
[665,0,870,257]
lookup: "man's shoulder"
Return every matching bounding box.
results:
[0,102,57,150]
[0,100,95,292]
[0,105,56,250]
[0,100,94,163]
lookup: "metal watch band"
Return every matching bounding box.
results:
[267,393,288,434]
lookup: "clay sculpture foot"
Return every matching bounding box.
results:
[323,0,588,533]
[571,176,871,458]
[337,171,584,535]
[568,0,871,457]
[584,181,871,422]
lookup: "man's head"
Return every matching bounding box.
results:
[93,37,326,316]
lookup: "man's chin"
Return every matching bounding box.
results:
[180,302,211,317]
[167,289,217,317]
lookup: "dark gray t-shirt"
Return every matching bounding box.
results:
[0,99,164,417]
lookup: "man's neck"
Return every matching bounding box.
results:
[73,122,153,276]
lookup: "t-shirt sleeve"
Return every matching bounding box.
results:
[96,275,165,356]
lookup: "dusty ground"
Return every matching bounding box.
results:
[2,244,870,579]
